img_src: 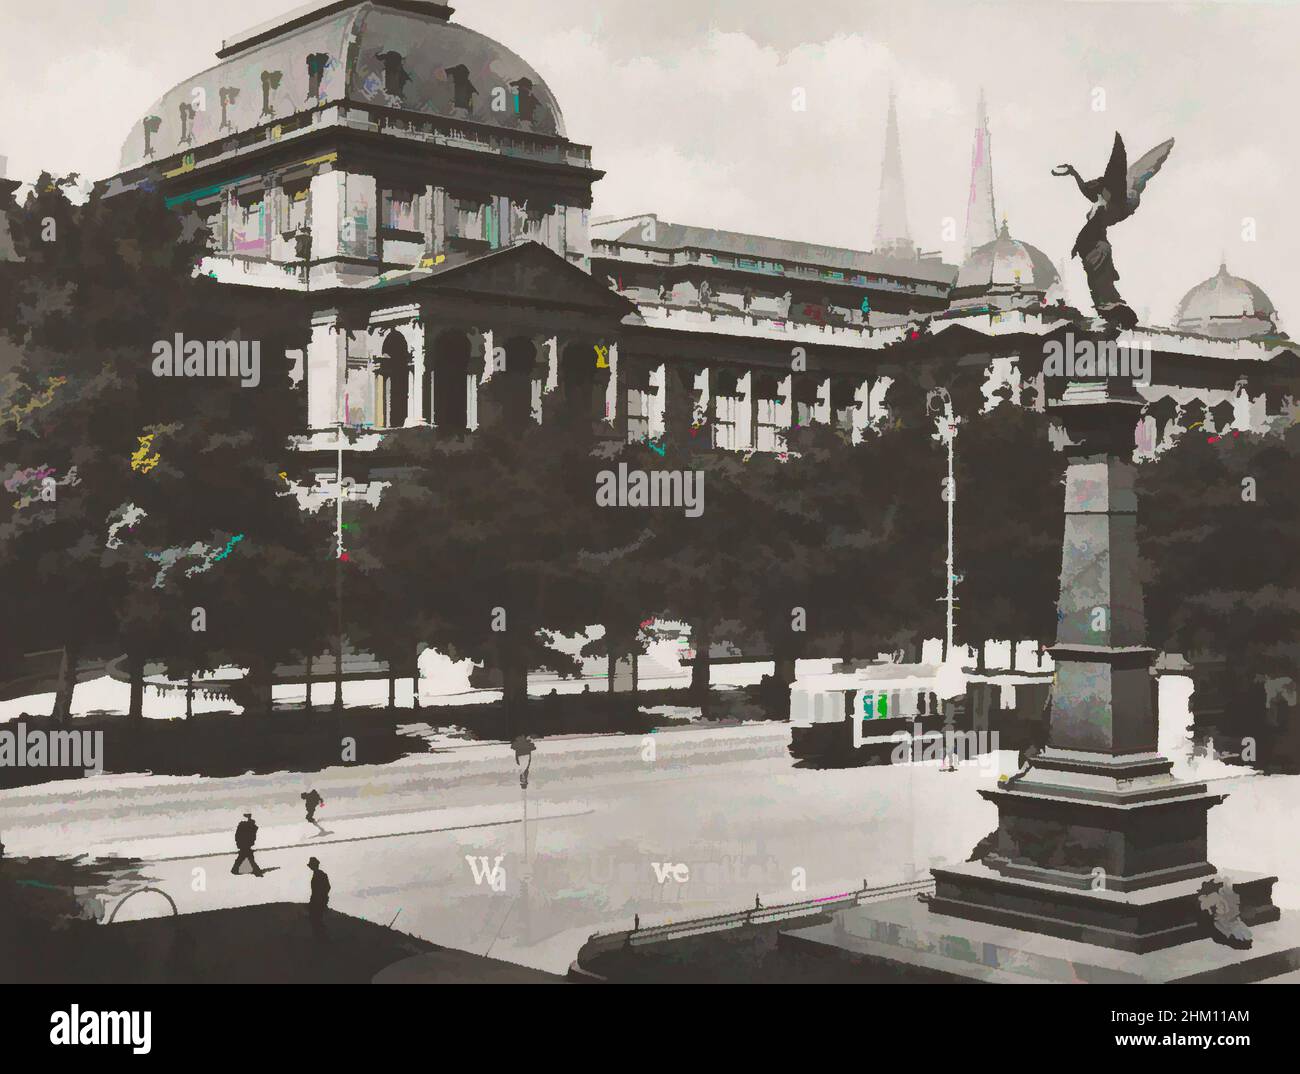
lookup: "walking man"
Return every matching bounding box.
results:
[231,813,264,877]
[307,856,330,937]
[301,788,324,823]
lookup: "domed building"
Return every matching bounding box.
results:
[119,0,567,172]
[949,219,1061,313]
[101,0,636,448]
[91,6,1298,485]
[109,0,603,293]
[1174,261,1282,340]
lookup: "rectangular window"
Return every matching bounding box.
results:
[627,388,650,443]
[197,197,226,252]
[279,180,309,234]
[454,198,485,241]
[383,187,422,232]
[755,397,781,452]
[715,392,741,451]
[233,193,267,253]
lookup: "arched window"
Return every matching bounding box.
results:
[492,336,537,426]
[431,331,472,431]
[377,332,412,429]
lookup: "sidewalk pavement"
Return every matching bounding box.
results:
[88,799,596,863]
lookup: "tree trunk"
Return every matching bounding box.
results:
[502,652,528,736]
[128,652,145,720]
[632,650,639,700]
[304,653,314,714]
[333,635,344,714]
[776,657,797,686]
[252,656,275,716]
[1008,641,1017,672]
[186,672,194,720]
[841,628,853,666]
[607,650,616,695]
[690,619,712,699]
[976,640,987,673]
[412,645,422,711]
[53,643,78,724]
[387,662,397,712]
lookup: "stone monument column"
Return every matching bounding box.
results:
[927,374,1280,952]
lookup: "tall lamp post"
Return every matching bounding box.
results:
[513,736,536,943]
[928,388,958,661]
[333,420,349,715]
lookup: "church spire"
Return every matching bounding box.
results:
[874,89,915,257]
[965,88,997,257]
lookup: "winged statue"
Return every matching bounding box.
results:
[1053,133,1174,330]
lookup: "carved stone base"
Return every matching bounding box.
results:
[929,860,1279,953]
[781,892,1300,983]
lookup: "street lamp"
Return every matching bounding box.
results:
[512,735,536,791]
[927,388,958,661]
[512,735,537,945]
[333,421,351,715]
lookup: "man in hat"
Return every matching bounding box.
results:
[307,857,331,937]
[231,813,264,877]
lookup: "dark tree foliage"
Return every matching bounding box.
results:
[954,402,1065,665]
[1138,424,1300,762]
[0,173,312,719]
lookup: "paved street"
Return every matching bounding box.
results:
[2,721,1293,976]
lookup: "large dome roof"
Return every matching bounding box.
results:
[1174,262,1279,339]
[118,1,567,172]
[954,220,1058,296]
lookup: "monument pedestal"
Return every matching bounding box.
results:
[928,860,1279,954]
[926,742,1281,952]
[781,893,1300,984]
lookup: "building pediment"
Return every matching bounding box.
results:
[370,241,638,317]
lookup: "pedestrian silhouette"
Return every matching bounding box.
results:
[301,789,324,823]
[307,856,330,938]
[231,813,265,876]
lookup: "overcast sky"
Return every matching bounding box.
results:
[2,0,1296,325]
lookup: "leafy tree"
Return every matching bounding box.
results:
[0,173,311,720]
[953,401,1064,666]
[1139,425,1300,761]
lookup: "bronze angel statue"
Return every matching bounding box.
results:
[1053,133,1174,330]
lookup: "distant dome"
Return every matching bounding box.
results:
[1174,262,1280,339]
[951,219,1059,310]
[118,0,567,172]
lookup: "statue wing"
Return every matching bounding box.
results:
[1101,132,1128,202]
[1126,137,1175,201]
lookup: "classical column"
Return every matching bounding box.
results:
[402,321,425,426]
[736,370,753,450]
[604,342,620,431]
[648,363,666,441]
[662,361,700,446]
[539,336,559,423]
